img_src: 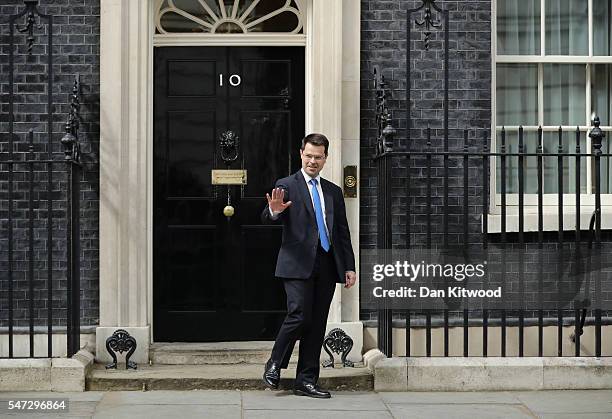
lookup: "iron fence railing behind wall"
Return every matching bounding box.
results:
[369,0,611,359]
[1,0,82,359]
[371,96,611,357]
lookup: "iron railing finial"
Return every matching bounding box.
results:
[589,114,605,156]
[374,68,395,155]
[17,1,43,55]
[61,76,81,162]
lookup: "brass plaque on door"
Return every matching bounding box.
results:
[212,169,247,185]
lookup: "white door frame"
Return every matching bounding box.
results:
[98,0,345,362]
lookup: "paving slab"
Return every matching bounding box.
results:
[513,390,612,414]
[243,410,394,419]
[92,403,241,419]
[0,389,610,419]
[95,390,241,406]
[53,401,98,416]
[537,414,612,419]
[242,390,387,411]
[378,391,523,404]
[0,415,91,419]
[386,403,536,419]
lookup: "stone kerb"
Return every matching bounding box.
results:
[374,357,612,391]
[0,349,94,392]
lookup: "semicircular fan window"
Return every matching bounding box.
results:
[156,0,304,34]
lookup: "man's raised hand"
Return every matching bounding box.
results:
[266,187,292,213]
[344,271,357,289]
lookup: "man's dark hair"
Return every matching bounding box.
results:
[301,133,329,155]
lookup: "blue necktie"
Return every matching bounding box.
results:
[309,179,330,252]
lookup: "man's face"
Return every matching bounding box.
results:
[300,143,327,177]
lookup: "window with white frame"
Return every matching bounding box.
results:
[494,0,612,205]
[155,0,304,34]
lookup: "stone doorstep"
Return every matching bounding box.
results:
[374,357,612,392]
[149,341,300,365]
[0,349,95,392]
[86,363,373,391]
[98,326,363,365]
[149,339,362,366]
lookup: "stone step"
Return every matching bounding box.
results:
[149,341,300,365]
[86,363,372,391]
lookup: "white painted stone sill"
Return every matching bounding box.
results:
[486,207,612,233]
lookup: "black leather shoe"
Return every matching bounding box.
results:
[293,382,331,399]
[263,359,280,389]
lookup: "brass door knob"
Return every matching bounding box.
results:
[223,205,235,217]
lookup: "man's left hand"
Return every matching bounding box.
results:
[344,271,357,288]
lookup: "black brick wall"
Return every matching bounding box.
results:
[0,0,607,331]
[0,0,100,328]
[360,0,493,321]
[359,0,612,323]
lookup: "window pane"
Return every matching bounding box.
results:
[497,130,588,194]
[497,0,541,54]
[242,0,303,33]
[496,131,539,193]
[593,0,612,55]
[159,0,214,33]
[542,131,587,194]
[546,0,588,55]
[496,64,538,126]
[599,131,612,193]
[592,64,612,127]
[543,64,585,126]
[157,0,303,34]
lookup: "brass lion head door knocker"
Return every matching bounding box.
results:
[219,129,239,165]
[214,130,246,219]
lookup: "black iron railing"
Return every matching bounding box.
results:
[1,0,82,359]
[371,0,610,359]
[373,72,609,357]
[373,124,609,358]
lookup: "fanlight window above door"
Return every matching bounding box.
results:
[156,0,304,34]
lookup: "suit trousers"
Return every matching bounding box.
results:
[270,243,337,385]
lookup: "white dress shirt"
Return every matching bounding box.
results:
[269,169,329,237]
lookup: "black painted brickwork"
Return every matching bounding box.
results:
[360,0,493,321]
[0,0,100,328]
[0,0,606,330]
[359,0,612,323]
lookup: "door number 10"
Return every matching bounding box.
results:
[219,74,242,87]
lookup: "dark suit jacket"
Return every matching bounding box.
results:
[261,171,356,283]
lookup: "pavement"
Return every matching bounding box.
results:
[0,389,611,419]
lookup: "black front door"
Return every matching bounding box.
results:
[153,47,305,341]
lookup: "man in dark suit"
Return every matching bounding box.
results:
[261,133,356,399]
